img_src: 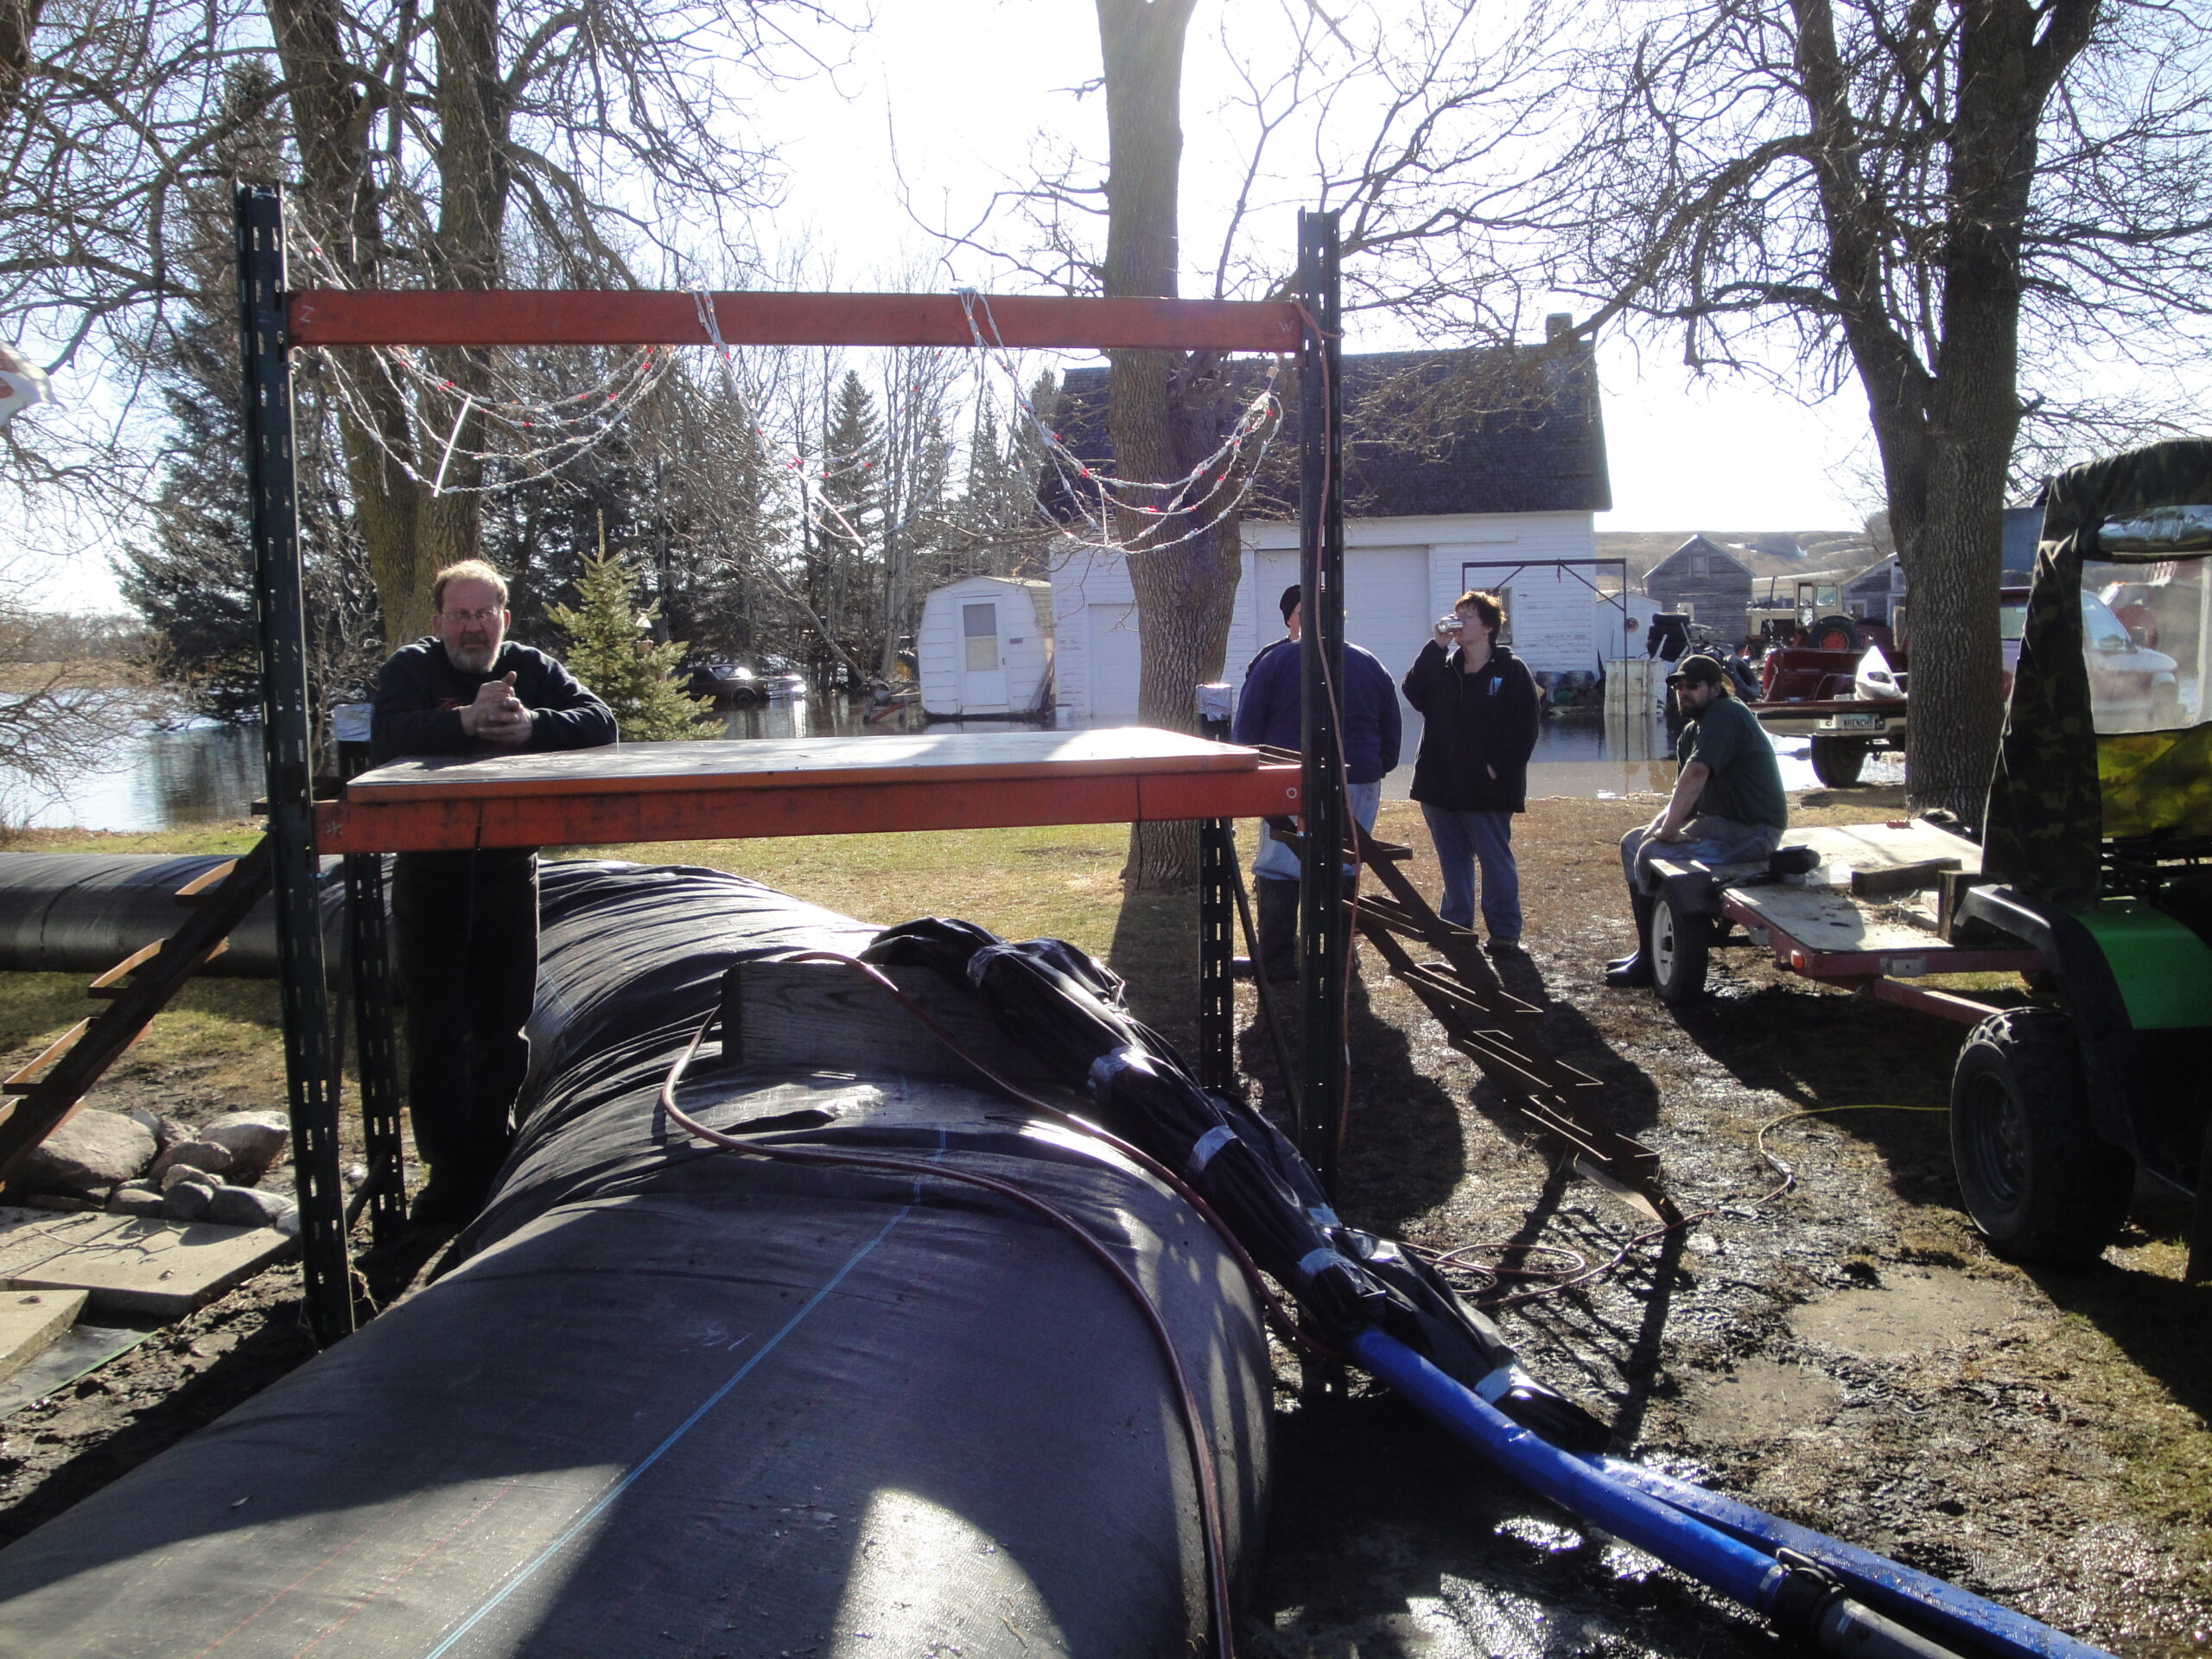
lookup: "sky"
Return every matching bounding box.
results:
[23,0,1882,614]
[760,2,1880,536]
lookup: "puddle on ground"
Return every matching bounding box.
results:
[1788,1270,2019,1360]
[1683,1357,1843,1443]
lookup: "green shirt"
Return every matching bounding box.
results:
[1678,694,1788,828]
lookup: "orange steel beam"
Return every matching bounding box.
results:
[287,290,1304,353]
[315,763,1304,854]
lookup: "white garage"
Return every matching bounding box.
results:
[1045,338,1614,728]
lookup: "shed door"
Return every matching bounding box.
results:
[960,600,1009,709]
[1088,604,1142,723]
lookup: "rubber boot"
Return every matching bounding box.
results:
[1604,892,1656,988]
[1255,877,1302,982]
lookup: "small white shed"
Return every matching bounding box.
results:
[917,577,1054,718]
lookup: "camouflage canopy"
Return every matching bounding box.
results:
[1983,439,2212,906]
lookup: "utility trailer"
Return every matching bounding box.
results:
[1647,439,2212,1281]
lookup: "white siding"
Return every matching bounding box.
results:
[1053,511,1599,725]
[1454,559,1604,677]
[916,577,1052,716]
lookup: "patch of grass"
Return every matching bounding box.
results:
[572,823,1147,959]
[0,823,266,857]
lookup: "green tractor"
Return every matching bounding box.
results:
[1955,439,2212,1274]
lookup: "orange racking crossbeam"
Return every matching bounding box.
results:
[287,290,1304,353]
[316,765,1302,853]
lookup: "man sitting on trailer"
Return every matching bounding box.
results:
[1604,652,1787,988]
[372,560,617,1227]
[1234,583,1402,981]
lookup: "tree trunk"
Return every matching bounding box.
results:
[1794,0,2082,825]
[262,0,513,647]
[1096,0,1233,893]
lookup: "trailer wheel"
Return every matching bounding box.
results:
[1950,1008,2133,1264]
[1808,736,1871,787]
[1651,890,1709,1006]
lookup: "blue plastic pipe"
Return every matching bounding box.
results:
[1348,1328,2114,1659]
[1580,1453,2113,1659]
[1345,1329,1789,1614]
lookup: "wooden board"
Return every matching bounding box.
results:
[321,729,1302,854]
[346,728,1260,802]
[1786,820,1986,884]
[0,1288,85,1386]
[1,1209,294,1319]
[1730,884,1955,955]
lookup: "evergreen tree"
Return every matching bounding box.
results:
[545,548,712,741]
[120,66,379,719]
[807,369,886,683]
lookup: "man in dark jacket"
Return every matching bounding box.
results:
[372,560,617,1225]
[1402,589,1541,947]
[1233,583,1403,979]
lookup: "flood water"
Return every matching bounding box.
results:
[10,698,1887,834]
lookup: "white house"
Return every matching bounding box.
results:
[916,576,1054,718]
[1047,333,1613,724]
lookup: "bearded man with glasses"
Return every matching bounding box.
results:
[371,560,617,1228]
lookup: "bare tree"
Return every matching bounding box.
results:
[0,0,839,642]
[1493,0,2212,817]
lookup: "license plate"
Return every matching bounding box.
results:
[1834,712,1883,729]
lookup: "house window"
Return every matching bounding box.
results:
[1689,555,1711,577]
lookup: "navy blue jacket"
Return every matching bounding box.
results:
[1232,635,1403,785]
[1402,640,1541,812]
[372,639,617,764]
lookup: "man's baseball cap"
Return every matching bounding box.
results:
[1667,654,1726,688]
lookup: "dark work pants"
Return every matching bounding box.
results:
[391,852,539,1191]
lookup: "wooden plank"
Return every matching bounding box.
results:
[318,762,1302,854]
[287,290,1306,353]
[0,1288,85,1386]
[346,729,1259,802]
[2,1020,89,1095]
[173,861,238,902]
[10,1217,293,1319]
[1850,856,1961,899]
[1730,884,1954,953]
[0,842,272,1185]
[86,941,162,995]
[725,960,1063,1090]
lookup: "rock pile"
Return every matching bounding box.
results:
[16,1107,297,1231]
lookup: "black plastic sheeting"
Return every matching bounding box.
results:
[0,852,347,977]
[866,919,1606,1451]
[0,863,1272,1659]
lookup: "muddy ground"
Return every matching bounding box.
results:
[1,789,2207,1657]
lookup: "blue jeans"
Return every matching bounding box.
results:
[1618,816,1785,895]
[1253,780,1382,880]
[1421,804,1521,939]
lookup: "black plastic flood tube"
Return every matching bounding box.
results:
[1346,1328,2113,1659]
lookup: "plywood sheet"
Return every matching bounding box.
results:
[1732,884,1951,954]
[8,1217,293,1319]
[0,1288,85,1385]
[350,728,1256,802]
[1787,820,1986,883]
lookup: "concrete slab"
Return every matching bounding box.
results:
[0,1208,131,1281]
[8,1217,294,1319]
[0,1287,86,1385]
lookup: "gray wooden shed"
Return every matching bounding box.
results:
[1644,534,1755,644]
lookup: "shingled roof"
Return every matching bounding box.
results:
[1039,340,1611,524]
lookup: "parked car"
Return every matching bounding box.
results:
[1999,587,2182,732]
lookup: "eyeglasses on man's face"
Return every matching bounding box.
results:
[441,607,504,625]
